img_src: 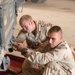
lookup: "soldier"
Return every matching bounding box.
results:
[13,25,75,75]
[15,15,52,75]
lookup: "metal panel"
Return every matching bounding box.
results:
[0,0,16,50]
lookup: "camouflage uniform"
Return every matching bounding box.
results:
[16,20,52,43]
[24,41,75,75]
[16,20,52,75]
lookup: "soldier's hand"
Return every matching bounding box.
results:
[17,43,26,52]
[12,42,27,52]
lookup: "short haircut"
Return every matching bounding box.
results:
[19,15,33,25]
[48,25,62,35]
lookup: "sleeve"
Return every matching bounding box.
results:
[39,20,52,36]
[26,49,51,65]
[16,29,26,43]
[23,48,68,65]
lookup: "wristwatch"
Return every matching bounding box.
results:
[21,48,28,55]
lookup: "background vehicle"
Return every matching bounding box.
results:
[29,0,47,3]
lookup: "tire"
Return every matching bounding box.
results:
[31,0,47,3]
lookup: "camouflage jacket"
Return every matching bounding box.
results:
[16,20,52,46]
[24,41,75,75]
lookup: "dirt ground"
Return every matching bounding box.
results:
[15,0,75,45]
[8,0,75,56]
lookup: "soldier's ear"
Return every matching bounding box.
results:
[29,21,33,25]
[60,36,63,40]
